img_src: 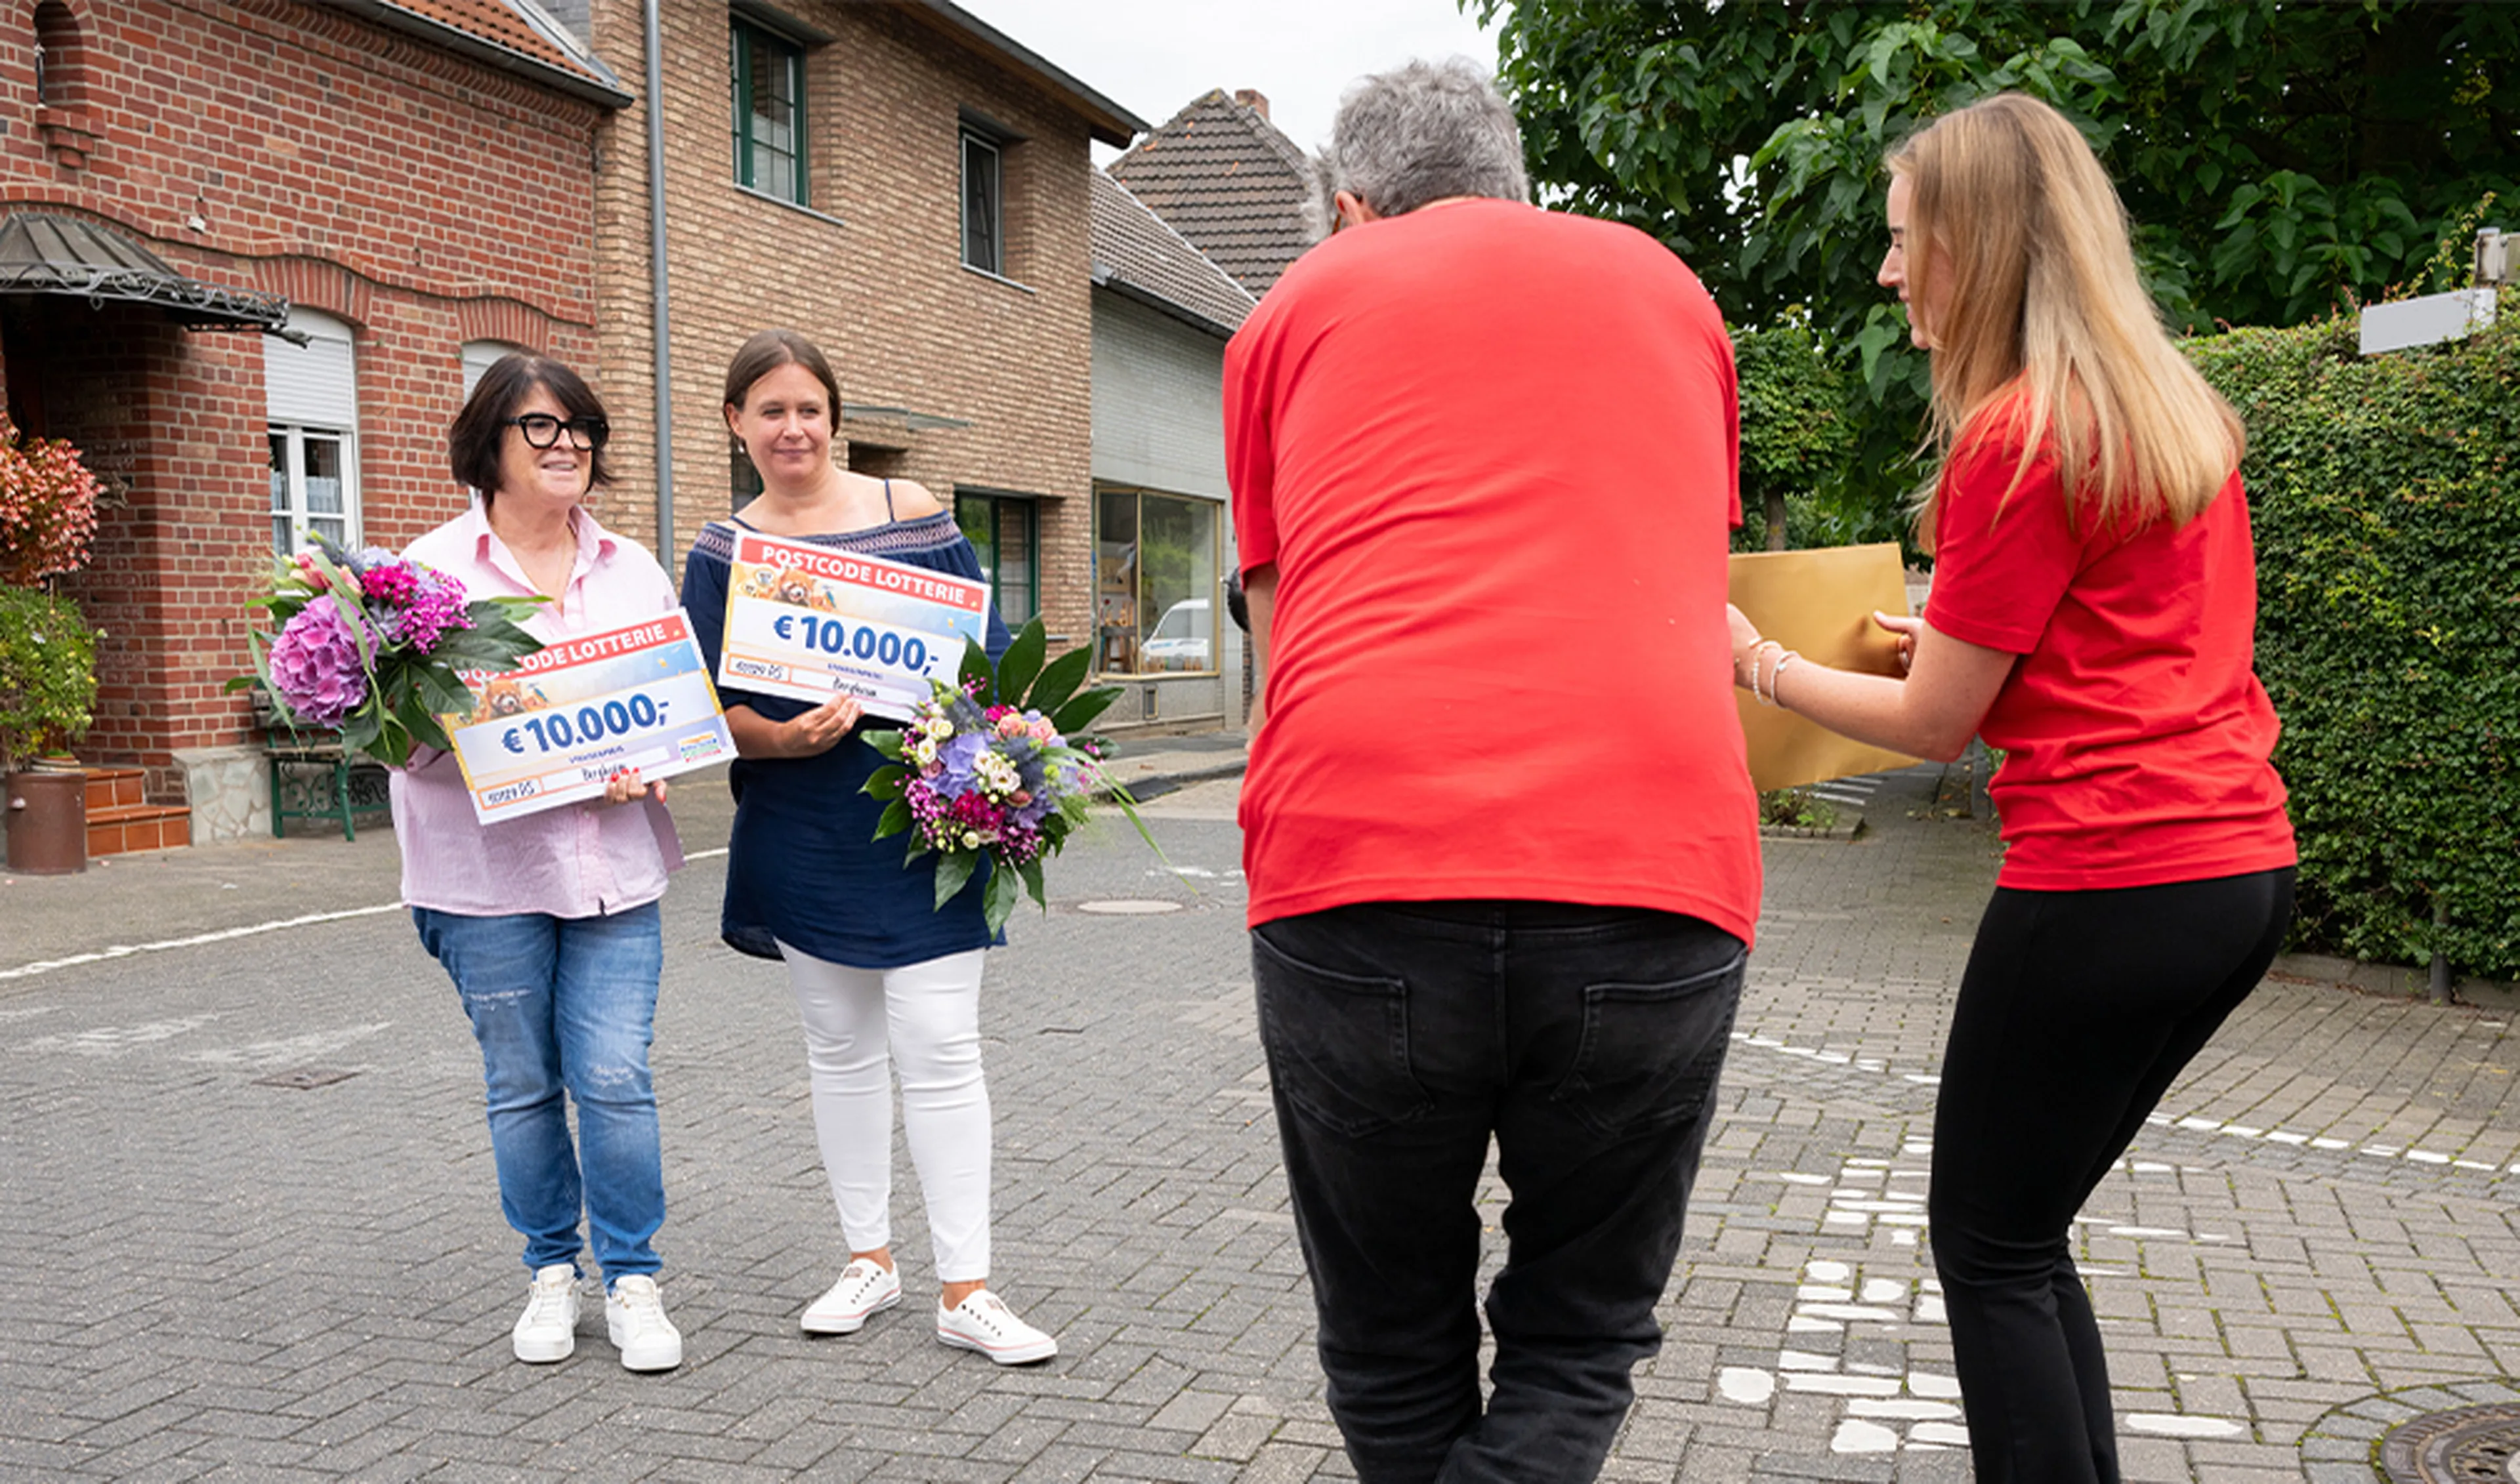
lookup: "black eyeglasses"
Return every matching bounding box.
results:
[505,413,610,451]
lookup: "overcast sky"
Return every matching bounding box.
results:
[953,0,1502,159]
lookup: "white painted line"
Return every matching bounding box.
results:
[0,845,733,986]
[0,903,406,982]
[2125,1414,2246,1439]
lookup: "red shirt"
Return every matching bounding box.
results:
[1923,426,2296,890]
[1225,198,1761,942]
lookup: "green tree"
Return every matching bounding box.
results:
[1734,317,1862,550]
[1482,0,2520,531]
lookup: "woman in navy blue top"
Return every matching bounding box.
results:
[686,330,1053,1365]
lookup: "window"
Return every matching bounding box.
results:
[268,430,354,554]
[33,1,76,106]
[961,130,1002,275]
[262,310,360,554]
[729,440,762,511]
[956,491,1037,628]
[460,340,523,405]
[1094,487,1219,675]
[731,18,805,205]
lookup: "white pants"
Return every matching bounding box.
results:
[776,943,992,1281]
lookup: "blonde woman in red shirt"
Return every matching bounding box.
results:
[1729,93,2295,1482]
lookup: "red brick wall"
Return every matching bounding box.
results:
[0,0,608,784]
[586,0,1101,648]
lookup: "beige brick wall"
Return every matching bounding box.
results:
[588,1,1100,649]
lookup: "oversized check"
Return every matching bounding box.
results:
[715,529,989,721]
[442,609,735,824]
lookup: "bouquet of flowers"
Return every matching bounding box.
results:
[226,534,544,766]
[864,617,1164,933]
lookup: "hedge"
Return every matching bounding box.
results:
[2187,316,2519,979]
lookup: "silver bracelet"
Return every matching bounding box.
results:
[1769,651,1799,708]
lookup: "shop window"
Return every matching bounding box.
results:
[731,17,805,205]
[955,490,1037,628]
[1095,487,1219,676]
[961,129,1003,276]
[262,310,360,554]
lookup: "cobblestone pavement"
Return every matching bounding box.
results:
[1,758,2514,1481]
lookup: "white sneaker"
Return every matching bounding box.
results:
[936,1290,1057,1365]
[512,1264,579,1363]
[802,1258,902,1335]
[604,1275,683,1372]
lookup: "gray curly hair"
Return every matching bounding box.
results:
[1329,57,1528,218]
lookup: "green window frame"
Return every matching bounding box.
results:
[730,18,805,205]
[955,490,1038,628]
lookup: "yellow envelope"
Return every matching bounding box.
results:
[1729,543,1920,793]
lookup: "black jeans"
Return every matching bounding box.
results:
[1931,867,2295,1483]
[1253,900,1746,1484]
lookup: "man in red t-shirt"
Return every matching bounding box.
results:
[1225,58,1759,1484]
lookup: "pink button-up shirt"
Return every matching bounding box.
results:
[390,502,687,918]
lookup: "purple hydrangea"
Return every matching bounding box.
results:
[267,594,371,728]
[933,732,988,799]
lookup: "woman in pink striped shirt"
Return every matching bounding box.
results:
[394,354,686,1374]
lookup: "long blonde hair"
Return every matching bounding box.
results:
[1895,93,2242,546]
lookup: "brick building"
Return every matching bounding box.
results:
[562,0,1143,678]
[1,0,627,841]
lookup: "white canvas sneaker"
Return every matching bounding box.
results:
[936,1290,1058,1365]
[604,1275,684,1372]
[511,1264,579,1364]
[801,1258,902,1335]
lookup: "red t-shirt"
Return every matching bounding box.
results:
[1923,424,2296,890]
[1225,198,1761,942]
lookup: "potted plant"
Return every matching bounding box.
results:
[0,585,97,871]
[0,413,104,874]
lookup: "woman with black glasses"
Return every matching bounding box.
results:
[394,354,690,1374]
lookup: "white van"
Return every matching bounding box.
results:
[1141,598,1213,671]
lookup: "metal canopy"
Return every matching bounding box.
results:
[0,212,291,333]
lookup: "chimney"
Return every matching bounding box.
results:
[1234,89,1270,121]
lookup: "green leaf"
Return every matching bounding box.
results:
[1024,646,1093,717]
[865,729,906,762]
[932,850,977,911]
[873,797,912,839]
[862,764,906,800]
[957,636,994,705]
[1049,686,1119,737]
[994,618,1047,712]
[981,863,1019,936]
[1018,857,1046,911]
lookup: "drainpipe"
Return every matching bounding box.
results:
[644,0,675,558]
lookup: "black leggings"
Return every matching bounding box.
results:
[1929,867,2294,1483]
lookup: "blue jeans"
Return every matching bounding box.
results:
[1253,901,1746,1484]
[414,903,667,1282]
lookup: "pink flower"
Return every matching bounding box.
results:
[266,595,371,727]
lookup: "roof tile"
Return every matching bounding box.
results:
[1108,89,1320,297]
[1090,170,1256,334]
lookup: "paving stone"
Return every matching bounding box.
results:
[4,764,2517,1479]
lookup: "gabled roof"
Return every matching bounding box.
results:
[1089,170,1255,339]
[1107,89,1316,297]
[326,0,632,107]
[896,2,1148,148]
